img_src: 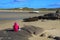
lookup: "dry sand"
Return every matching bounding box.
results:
[0,20,60,30]
[0,19,60,40]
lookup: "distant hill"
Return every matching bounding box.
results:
[0,7,60,11]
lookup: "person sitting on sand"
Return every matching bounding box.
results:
[13,22,19,32]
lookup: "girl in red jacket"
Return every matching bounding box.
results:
[13,22,19,32]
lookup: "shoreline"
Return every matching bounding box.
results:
[0,10,56,13]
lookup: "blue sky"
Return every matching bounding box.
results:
[0,0,60,8]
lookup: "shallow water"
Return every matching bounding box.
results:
[0,12,43,20]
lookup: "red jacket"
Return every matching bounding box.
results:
[13,22,19,32]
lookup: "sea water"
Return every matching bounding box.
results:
[0,12,41,20]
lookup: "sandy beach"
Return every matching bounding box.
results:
[0,19,60,30]
[0,19,60,40]
[0,12,60,40]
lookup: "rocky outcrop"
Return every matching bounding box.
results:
[0,25,44,40]
[23,17,39,22]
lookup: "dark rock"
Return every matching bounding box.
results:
[23,17,38,22]
[38,16,43,19]
[40,33,45,37]
[48,35,54,38]
[43,13,60,20]
[53,37,60,40]
[56,10,59,13]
